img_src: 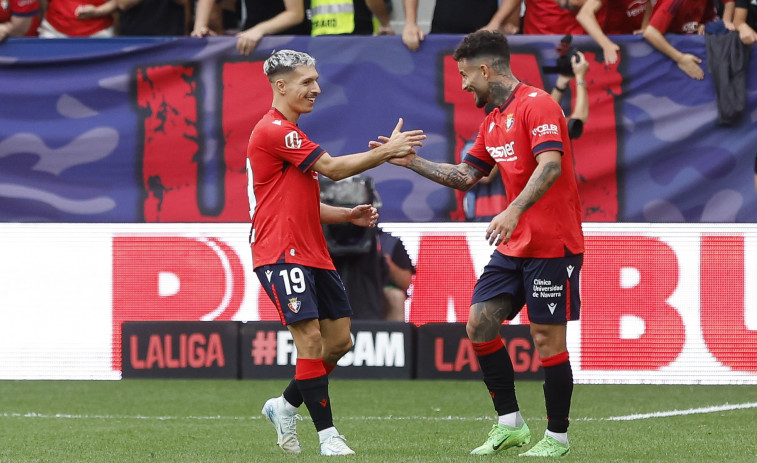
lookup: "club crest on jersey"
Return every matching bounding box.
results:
[288,297,301,313]
[285,130,302,149]
[506,114,515,131]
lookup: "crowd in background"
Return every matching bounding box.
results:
[2,1,756,70]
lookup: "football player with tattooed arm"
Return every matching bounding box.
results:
[248,49,424,456]
[372,30,584,458]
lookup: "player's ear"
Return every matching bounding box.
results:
[274,78,287,95]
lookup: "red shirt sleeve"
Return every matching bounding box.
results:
[649,0,678,33]
[524,93,565,158]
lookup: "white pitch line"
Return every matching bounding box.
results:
[601,401,757,421]
[3,402,756,423]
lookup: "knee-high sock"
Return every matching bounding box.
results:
[283,360,337,408]
[295,358,333,431]
[541,351,573,433]
[473,338,519,415]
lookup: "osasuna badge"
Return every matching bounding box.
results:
[288,297,301,313]
[506,114,515,131]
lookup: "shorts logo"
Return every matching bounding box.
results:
[566,265,574,278]
[506,114,514,131]
[548,303,557,314]
[265,270,273,282]
[288,297,301,313]
[284,130,302,149]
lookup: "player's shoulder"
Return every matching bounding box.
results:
[518,84,554,105]
[517,84,561,114]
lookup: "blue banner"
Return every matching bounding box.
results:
[1,35,755,223]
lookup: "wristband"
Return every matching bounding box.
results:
[554,84,568,92]
[575,81,586,86]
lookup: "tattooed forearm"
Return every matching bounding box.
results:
[407,157,481,191]
[511,160,561,212]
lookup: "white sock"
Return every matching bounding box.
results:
[545,430,569,445]
[318,426,339,443]
[280,396,298,413]
[497,411,524,427]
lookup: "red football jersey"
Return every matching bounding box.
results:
[44,0,113,36]
[523,0,585,35]
[603,0,650,34]
[0,0,40,36]
[463,83,584,258]
[246,108,335,270]
[648,0,715,34]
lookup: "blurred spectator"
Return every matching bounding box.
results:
[719,0,736,29]
[550,49,589,138]
[194,0,390,55]
[402,0,519,51]
[116,0,188,36]
[310,0,392,36]
[642,0,717,80]
[0,0,40,41]
[734,0,757,44]
[378,228,414,322]
[495,0,585,36]
[192,0,310,55]
[38,0,116,37]
[574,0,652,64]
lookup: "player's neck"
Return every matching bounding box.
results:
[488,77,519,107]
[272,103,301,124]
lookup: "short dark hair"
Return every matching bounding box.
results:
[453,30,511,72]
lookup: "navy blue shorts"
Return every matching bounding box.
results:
[471,250,582,324]
[255,263,353,326]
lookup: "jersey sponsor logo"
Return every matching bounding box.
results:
[681,21,699,34]
[17,0,35,8]
[532,123,559,137]
[627,0,647,17]
[486,141,516,161]
[287,297,301,313]
[506,114,514,131]
[284,130,302,149]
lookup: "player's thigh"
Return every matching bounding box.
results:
[313,268,353,320]
[470,251,527,319]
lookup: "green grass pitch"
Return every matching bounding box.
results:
[1,380,755,462]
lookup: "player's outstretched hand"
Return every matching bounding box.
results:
[349,204,378,228]
[369,118,425,162]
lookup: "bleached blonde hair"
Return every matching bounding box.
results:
[263,50,316,79]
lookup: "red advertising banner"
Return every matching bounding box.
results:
[0,222,755,384]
